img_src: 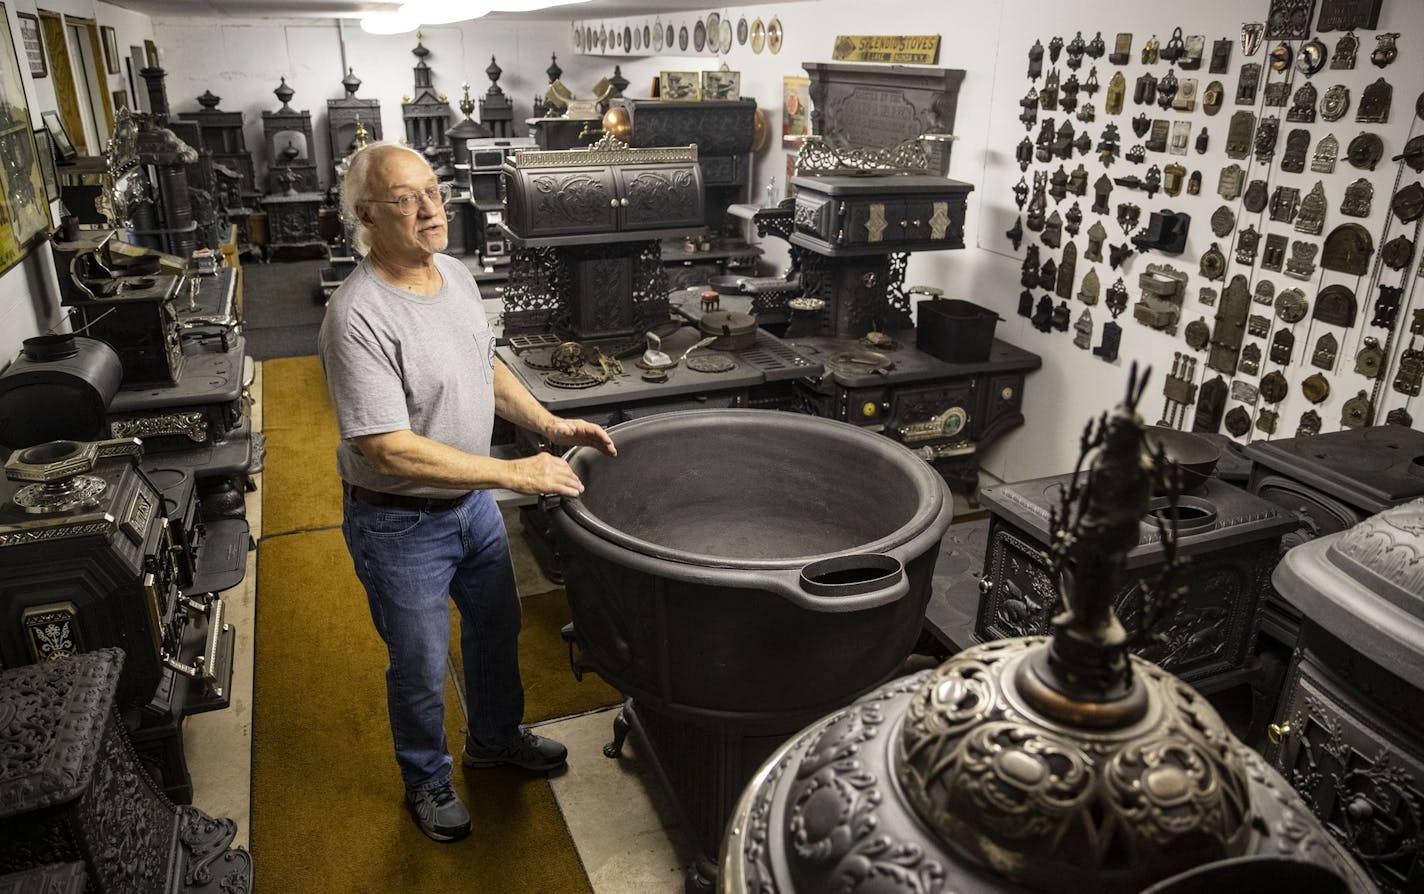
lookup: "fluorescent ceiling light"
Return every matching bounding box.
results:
[487,0,592,11]
[399,0,491,23]
[360,11,418,33]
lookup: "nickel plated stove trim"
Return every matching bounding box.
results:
[0,513,118,546]
[510,132,697,168]
[110,410,211,444]
[22,600,82,662]
[792,133,958,177]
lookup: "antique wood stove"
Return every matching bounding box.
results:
[552,409,954,891]
[974,443,1296,691]
[721,371,1371,893]
[326,68,382,176]
[789,333,1039,500]
[54,232,186,390]
[0,649,251,892]
[607,98,756,229]
[178,90,260,203]
[260,78,319,193]
[9,258,257,522]
[0,438,237,802]
[1245,424,1424,643]
[1267,498,1424,893]
[500,133,705,340]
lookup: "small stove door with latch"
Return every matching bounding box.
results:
[839,384,890,426]
[886,380,976,452]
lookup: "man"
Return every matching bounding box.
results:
[318,143,616,843]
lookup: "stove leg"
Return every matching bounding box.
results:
[684,856,717,893]
[603,703,631,758]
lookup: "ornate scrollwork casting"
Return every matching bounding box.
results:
[793,134,956,177]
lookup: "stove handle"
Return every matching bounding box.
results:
[794,553,908,612]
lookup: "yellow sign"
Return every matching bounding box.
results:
[832,35,941,65]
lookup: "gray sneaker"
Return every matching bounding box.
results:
[406,782,471,842]
[463,729,568,772]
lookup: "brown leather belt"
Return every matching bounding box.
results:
[343,482,467,512]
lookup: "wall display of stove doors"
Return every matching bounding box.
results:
[983,2,1424,452]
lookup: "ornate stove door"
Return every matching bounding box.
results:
[511,166,619,237]
[615,164,703,231]
[1270,646,1424,893]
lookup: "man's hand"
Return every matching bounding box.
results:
[547,418,617,457]
[506,453,585,497]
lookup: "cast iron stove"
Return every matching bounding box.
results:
[0,438,237,802]
[975,473,1296,690]
[1246,424,1424,643]
[788,332,1041,501]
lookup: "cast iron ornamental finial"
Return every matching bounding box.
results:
[1017,364,1185,727]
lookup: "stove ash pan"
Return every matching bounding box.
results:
[550,409,954,720]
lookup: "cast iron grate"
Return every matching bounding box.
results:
[735,334,822,382]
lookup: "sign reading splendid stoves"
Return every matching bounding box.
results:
[831,35,941,65]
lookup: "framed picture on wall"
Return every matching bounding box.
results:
[783,76,811,147]
[41,110,76,162]
[658,71,701,102]
[143,38,159,68]
[101,25,120,75]
[0,3,55,272]
[32,127,59,203]
[701,70,741,101]
[111,89,128,112]
[15,12,45,78]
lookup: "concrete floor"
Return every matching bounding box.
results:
[179,359,689,888]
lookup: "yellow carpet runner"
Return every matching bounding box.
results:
[253,355,619,892]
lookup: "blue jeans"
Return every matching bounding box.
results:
[341,489,524,792]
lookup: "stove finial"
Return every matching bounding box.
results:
[1014,363,1186,725]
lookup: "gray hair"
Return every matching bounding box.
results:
[339,142,430,255]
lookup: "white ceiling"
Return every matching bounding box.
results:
[104,0,726,21]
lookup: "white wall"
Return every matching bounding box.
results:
[573,0,1424,480]
[152,15,620,192]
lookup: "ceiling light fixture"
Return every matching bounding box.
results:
[360,10,419,34]
[486,0,593,12]
[398,0,491,24]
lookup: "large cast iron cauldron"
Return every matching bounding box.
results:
[551,408,954,724]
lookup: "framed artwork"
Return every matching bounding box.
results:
[111,89,128,112]
[143,38,159,68]
[0,3,54,272]
[41,111,76,162]
[15,12,44,78]
[658,70,701,102]
[782,76,811,146]
[701,69,741,101]
[33,127,58,202]
[101,25,119,75]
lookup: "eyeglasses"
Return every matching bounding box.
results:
[367,182,453,216]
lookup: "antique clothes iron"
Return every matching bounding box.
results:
[721,370,1369,893]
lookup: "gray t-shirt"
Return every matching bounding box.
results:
[318,254,496,498]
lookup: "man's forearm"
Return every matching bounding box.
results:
[360,430,514,490]
[492,360,559,438]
